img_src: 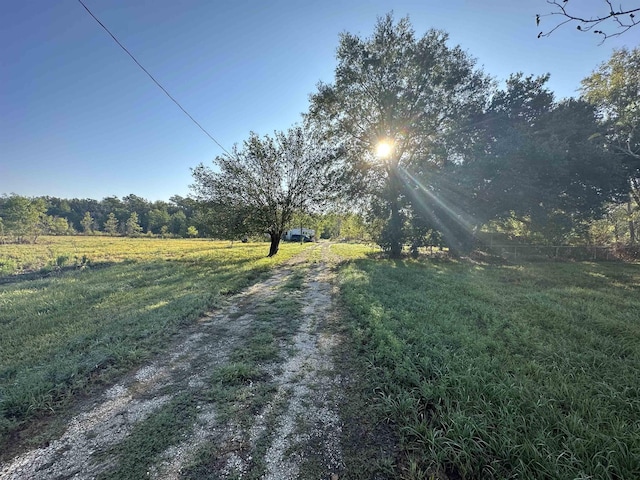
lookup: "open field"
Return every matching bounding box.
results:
[0,236,311,453]
[333,244,640,479]
[0,236,286,276]
[2,237,639,479]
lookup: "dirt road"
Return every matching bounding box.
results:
[1,243,346,479]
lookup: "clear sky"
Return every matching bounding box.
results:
[1,0,637,202]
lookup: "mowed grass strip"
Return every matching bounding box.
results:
[333,244,640,479]
[0,237,311,451]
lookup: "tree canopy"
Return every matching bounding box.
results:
[305,14,631,254]
[0,195,47,243]
[445,73,627,244]
[582,47,640,242]
[308,13,491,256]
[0,194,199,242]
[582,47,640,172]
[191,126,338,256]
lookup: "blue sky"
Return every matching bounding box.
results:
[1,0,636,202]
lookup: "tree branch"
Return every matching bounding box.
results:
[537,0,640,44]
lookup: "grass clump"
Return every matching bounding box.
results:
[181,270,306,479]
[335,247,640,479]
[96,394,198,480]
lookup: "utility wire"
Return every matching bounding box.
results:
[77,0,231,155]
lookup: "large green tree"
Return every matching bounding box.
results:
[125,212,143,236]
[100,196,128,229]
[169,210,188,237]
[122,194,151,233]
[582,47,640,242]
[439,73,626,244]
[80,211,94,234]
[308,14,490,257]
[65,198,100,232]
[103,212,120,236]
[191,126,337,256]
[147,208,171,234]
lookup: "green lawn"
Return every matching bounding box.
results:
[334,245,640,479]
[0,236,311,450]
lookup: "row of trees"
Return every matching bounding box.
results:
[0,194,200,242]
[191,14,639,257]
[0,192,367,245]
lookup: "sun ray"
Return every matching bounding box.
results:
[397,166,483,252]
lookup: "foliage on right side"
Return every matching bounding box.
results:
[305,14,638,256]
[334,245,640,479]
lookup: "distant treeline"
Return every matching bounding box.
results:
[1,191,637,248]
[0,193,374,244]
[0,194,200,242]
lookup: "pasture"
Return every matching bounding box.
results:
[333,244,640,479]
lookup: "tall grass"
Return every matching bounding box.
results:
[334,245,640,479]
[0,236,270,275]
[0,237,310,450]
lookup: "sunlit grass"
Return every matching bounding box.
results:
[330,242,379,260]
[0,236,311,451]
[336,254,640,479]
[0,236,293,275]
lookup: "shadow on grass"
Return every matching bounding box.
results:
[0,261,121,286]
[336,255,640,479]
[0,253,290,458]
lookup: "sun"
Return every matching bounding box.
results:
[376,140,394,159]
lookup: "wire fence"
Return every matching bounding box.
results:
[488,244,639,261]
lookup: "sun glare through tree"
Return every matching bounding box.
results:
[375,140,394,159]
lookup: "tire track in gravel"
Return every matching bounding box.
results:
[217,242,344,480]
[0,243,345,480]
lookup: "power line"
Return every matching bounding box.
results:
[77,0,231,155]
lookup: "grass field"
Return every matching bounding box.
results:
[333,244,640,479]
[2,237,639,479]
[0,236,311,451]
[0,235,279,276]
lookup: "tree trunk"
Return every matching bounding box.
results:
[386,166,404,259]
[268,231,281,257]
[628,200,636,244]
[388,200,403,258]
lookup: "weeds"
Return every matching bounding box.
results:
[335,246,640,479]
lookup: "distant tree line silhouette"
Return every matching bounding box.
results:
[0,193,200,242]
